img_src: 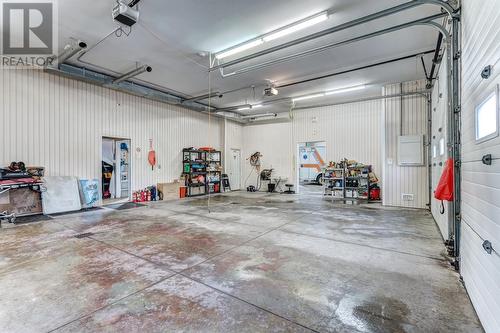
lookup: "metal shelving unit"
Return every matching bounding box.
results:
[182,149,222,197]
[323,167,346,200]
[322,161,380,202]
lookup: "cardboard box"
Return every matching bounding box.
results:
[157,182,182,201]
[0,187,42,216]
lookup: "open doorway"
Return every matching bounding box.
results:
[102,137,131,205]
[297,141,326,196]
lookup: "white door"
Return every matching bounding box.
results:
[228,149,241,190]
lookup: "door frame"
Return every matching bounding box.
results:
[101,136,132,202]
[296,141,327,195]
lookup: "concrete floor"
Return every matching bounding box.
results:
[0,191,482,332]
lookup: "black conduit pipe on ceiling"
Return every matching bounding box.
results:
[275,49,435,89]
[128,0,141,7]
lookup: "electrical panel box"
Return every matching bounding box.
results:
[398,135,424,166]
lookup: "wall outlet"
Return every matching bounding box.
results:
[402,193,414,201]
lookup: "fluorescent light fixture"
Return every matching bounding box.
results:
[216,39,263,60]
[263,13,329,42]
[292,85,367,103]
[237,104,263,111]
[215,11,330,60]
[292,93,325,102]
[242,113,278,119]
[325,85,366,95]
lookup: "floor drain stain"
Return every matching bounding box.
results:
[74,232,94,239]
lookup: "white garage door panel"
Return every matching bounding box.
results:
[461,143,500,158]
[462,171,500,188]
[461,192,500,228]
[462,181,500,204]
[462,202,500,249]
[460,0,500,332]
[461,224,500,333]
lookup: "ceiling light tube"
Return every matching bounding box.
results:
[263,12,329,42]
[215,10,329,60]
[241,113,278,119]
[216,39,264,60]
[292,93,325,102]
[324,85,366,95]
[237,103,264,111]
[237,105,252,111]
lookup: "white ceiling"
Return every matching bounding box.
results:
[58,0,443,114]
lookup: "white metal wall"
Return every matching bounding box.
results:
[0,69,223,193]
[292,101,383,181]
[431,50,452,240]
[242,121,293,188]
[242,100,383,190]
[223,119,244,189]
[383,80,429,209]
[223,119,243,169]
[460,1,500,332]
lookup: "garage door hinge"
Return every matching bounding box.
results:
[454,51,461,60]
[454,106,461,113]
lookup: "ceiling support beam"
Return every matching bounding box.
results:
[209,0,458,72]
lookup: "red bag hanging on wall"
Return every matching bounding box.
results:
[435,158,454,214]
[148,139,156,171]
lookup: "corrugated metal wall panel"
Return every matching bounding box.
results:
[225,120,243,151]
[431,49,451,240]
[0,69,222,195]
[242,121,293,188]
[460,0,500,332]
[292,100,383,179]
[383,80,429,209]
[223,119,243,176]
[241,100,382,190]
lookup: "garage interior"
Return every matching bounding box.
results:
[0,0,499,332]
